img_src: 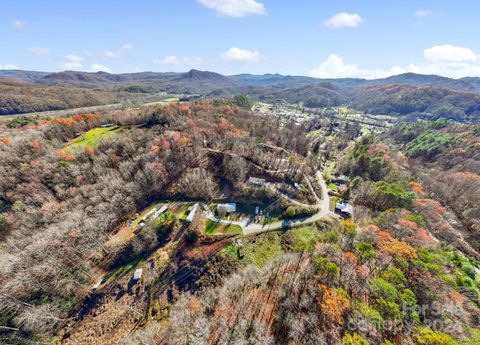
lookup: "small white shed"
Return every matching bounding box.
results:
[133,268,143,281]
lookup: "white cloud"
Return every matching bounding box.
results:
[414,10,431,18]
[414,10,442,18]
[12,20,26,29]
[310,54,418,79]
[66,54,84,63]
[197,0,266,17]
[419,45,480,77]
[324,12,362,29]
[0,64,18,70]
[60,54,85,70]
[310,45,480,79]
[90,63,112,73]
[424,45,477,63]
[154,55,202,66]
[220,47,262,62]
[104,44,132,59]
[29,47,51,58]
[62,62,83,70]
[310,54,360,78]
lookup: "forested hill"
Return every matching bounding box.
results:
[2,69,480,122]
[3,69,480,93]
[352,84,480,123]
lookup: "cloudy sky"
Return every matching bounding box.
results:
[2,0,480,78]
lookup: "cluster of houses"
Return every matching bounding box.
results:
[253,102,313,126]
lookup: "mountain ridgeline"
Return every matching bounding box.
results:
[2,69,480,122]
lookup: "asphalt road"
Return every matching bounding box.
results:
[242,170,335,235]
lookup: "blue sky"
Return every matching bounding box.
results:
[1,0,480,78]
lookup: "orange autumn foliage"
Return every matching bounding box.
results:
[219,118,233,131]
[397,218,418,230]
[341,219,356,230]
[149,144,161,154]
[45,118,78,127]
[42,113,98,127]
[30,139,43,150]
[226,128,247,138]
[178,136,192,146]
[416,198,447,217]
[318,284,350,325]
[377,231,417,260]
[409,182,426,195]
[0,137,12,146]
[356,264,369,278]
[450,171,480,181]
[415,227,434,244]
[72,113,97,122]
[85,147,95,157]
[57,150,76,161]
[342,252,357,264]
[365,224,381,233]
[221,106,236,116]
[162,139,171,149]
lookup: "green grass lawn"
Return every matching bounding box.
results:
[104,257,143,283]
[324,161,336,179]
[65,125,127,153]
[173,205,190,220]
[328,183,338,191]
[219,226,319,267]
[286,226,320,252]
[330,196,340,212]
[204,220,242,236]
[241,232,283,268]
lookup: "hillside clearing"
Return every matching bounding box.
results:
[65,125,127,152]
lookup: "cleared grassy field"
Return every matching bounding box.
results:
[142,97,179,107]
[204,220,242,236]
[104,257,143,282]
[240,232,283,268]
[65,125,127,152]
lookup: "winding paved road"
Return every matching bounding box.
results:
[242,170,335,234]
[197,170,335,235]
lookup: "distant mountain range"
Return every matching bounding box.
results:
[0,70,49,82]
[1,69,480,93]
[2,69,480,122]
